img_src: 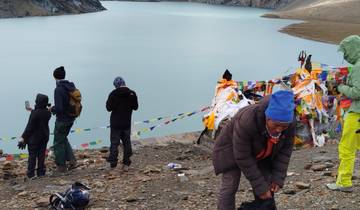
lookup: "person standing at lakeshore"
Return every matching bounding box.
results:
[327,35,360,192]
[51,66,81,174]
[106,76,138,171]
[18,94,51,178]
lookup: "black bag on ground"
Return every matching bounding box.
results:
[238,197,277,210]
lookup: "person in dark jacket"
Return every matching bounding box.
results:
[18,94,51,178]
[106,76,138,171]
[213,90,296,210]
[50,66,77,173]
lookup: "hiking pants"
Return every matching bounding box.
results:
[218,167,273,210]
[27,143,47,178]
[53,121,75,166]
[108,128,132,166]
[336,112,360,187]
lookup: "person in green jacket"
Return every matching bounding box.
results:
[327,35,360,192]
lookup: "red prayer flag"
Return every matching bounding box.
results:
[6,155,14,161]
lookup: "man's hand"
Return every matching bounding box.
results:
[259,190,272,200]
[270,182,280,193]
[49,106,56,115]
[17,138,26,150]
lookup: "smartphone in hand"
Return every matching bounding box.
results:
[25,101,32,111]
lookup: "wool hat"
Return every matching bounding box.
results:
[222,69,232,81]
[113,76,126,88]
[265,90,295,123]
[53,66,66,80]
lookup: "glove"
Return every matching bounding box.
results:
[327,81,340,95]
[17,139,26,150]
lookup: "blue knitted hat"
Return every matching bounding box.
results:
[265,90,295,123]
[113,77,126,88]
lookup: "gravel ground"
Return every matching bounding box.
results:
[0,132,359,209]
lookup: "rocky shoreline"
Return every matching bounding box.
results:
[0,0,106,19]
[263,0,360,44]
[0,132,359,209]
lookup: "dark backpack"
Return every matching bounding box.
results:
[68,89,82,118]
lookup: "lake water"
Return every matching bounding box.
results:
[0,2,342,153]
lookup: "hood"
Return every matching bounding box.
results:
[113,87,132,98]
[35,94,49,109]
[339,35,360,65]
[57,80,76,91]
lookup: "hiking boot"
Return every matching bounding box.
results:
[121,165,130,172]
[110,162,118,169]
[23,176,38,183]
[326,183,353,192]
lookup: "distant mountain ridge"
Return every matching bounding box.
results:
[0,0,105,18]
[104,0,297,9]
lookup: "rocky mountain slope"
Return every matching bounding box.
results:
[191,0,296,9]
[105,0,297,9]
[0,0,105,18]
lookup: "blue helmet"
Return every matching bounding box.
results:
[65,186,90,208]
[50,182,90,210]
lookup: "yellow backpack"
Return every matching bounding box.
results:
[68,89,82,118]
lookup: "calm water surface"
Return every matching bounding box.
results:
[0,2,342,153]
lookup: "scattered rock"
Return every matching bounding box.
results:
[142,165,161,174]
[58,179,70,185]
[312,156,333,163]
[330,205,340,210]
[287,172,295,176]
[282,189,296,195]
[324,162,335,168]
[322,171,333,176]
[295,182,311,189]
[12,184,26,192]
[311,164,327,171]
[93,181,105,188]
[176,155,190,161]
[17,191,28,197]
[34,197,48,207]
[304,163,313,170]
[125,195,138,203]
